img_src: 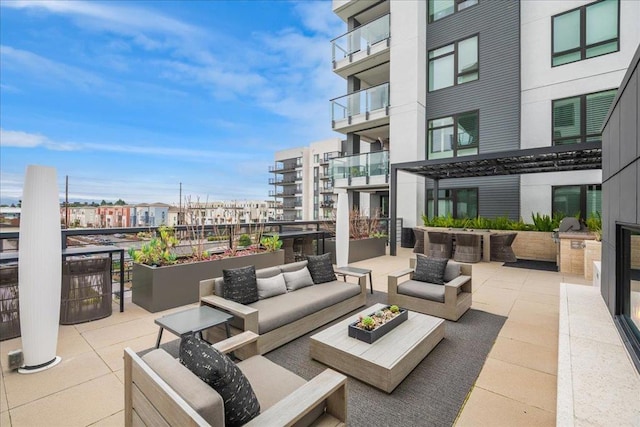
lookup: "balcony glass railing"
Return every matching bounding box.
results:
[330,151,389,181]
[331,83,389,122]
[332,14,390,62]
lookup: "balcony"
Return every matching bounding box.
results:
[332,0,390,24]
[268,176,296,185]
[331,83,389,134]
[269,158,302,173]
[320,151,342,165]
[330,150,389,190]
[332,14,390,79]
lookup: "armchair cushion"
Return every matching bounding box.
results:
[256,273,287,299]
[398,280,446,302]
[444,262,462,282]
[223,265,259,304]
[414,254,448,285]
[283,267,314,291]
[180,335,260,427]
[306,253,337,284]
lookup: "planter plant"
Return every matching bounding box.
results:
[129,224,284,313]
[348,305,408,344]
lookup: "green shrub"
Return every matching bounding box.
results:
[238,233,252,247]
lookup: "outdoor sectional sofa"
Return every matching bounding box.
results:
[199,259,367,355]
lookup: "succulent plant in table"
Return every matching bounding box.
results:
[361,316,376,330]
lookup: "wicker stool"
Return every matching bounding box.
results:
[60,257,112,325]
[427,231,453,259]
[490,233,517,262]
[413,228,425,254]
[453,234,482,263]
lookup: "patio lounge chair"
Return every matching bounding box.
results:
[388,257,472,321]
[124,331,347,426]
[490,232,518,263]
[413,227,425,254]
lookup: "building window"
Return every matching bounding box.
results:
[552,184,601,220]
[428,110,479,159]
[427,188,478,219]
[552,0,619,67]
[429,0,478,23]
[429,35,478,91]
[553,89,616,145]
[616,225,640,369]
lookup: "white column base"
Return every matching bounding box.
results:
[19,356,62,374]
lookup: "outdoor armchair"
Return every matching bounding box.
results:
[388,259,472,321]
[124,331,347,427]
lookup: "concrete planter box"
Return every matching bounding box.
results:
[132,250,284,313]
[324,237,387,264]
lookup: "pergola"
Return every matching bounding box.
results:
[389,141,603,255]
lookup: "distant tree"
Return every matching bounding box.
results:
[83,201,88,206]
[114,199,126,206]
[10,204,16,208]
[91,201,99,207]
[100,200,107,206]
[17,200,21,208]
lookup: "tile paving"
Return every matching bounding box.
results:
[0,247,590,426]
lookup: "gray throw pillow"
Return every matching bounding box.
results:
[444,262,461,282]
[306,253,337,284]
[414,254,448,285]
[179,335,260,427]
[283,267,314,291]
[223,265,258,304]
[256,273,287,299]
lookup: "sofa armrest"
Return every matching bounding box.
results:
[200,295,259,334]
[444,275,472,303]
[244,369,347,426]
[212,331,258,356]
[388,268,414,296]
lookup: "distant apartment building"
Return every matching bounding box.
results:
[130,203,170,227]
[329,0,640,229]
[270,138,344,221]
[0,207,21,227]
[174,200,279,225]
[61,206,97,227]
[96,205,132,228]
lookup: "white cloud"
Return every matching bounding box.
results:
[0,128,249,161]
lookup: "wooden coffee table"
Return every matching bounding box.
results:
[310,303,445,393]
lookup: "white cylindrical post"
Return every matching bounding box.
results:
[335,189,349,267]
[18,165,62,373]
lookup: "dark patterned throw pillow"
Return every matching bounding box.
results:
[223,265,258,304]
[413,254,448,285]
[179,335,260,427]
[306,253,337,284]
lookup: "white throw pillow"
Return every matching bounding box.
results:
[256,274,287,299]
[283,267,314,291]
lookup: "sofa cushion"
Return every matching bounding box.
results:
[279,260,308,273]
[237,355,325,424]
[398,280,446,302]
[306,253,337,284]
[256,273,287,299]
[223,265,258,304]
[142,349,225,427]
[255,266,281,279]
[444,261,462,282]
[248,281,361,333]
[179,335,260,427]
[282,267,314,291]
[414,254,448,285]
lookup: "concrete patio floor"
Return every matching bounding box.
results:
[0,247,594,426]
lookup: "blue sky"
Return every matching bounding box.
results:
[0,0,345,206]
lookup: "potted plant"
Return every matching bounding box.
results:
[130,217,284,313]
[348,305,408,343]
[323,208,387,263]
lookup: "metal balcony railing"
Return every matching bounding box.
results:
[332,14,390,63]
[320,151,342,165]
[330,150,390,181]
[331,82,389,123]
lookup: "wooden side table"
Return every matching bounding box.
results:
[154,305,233,348]
[334,266,374,294]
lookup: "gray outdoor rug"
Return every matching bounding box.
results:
[146,291,506,426]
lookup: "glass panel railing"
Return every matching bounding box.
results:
[330,151,389,181]
[332,14,390,61]
[331,83,389,122]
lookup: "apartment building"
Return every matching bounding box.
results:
[171,200,279,225]
[330,0,640,230]
[130,203,170,227]
[61,206,97,227]
[270,138,343,221]
[95,205,132,228]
